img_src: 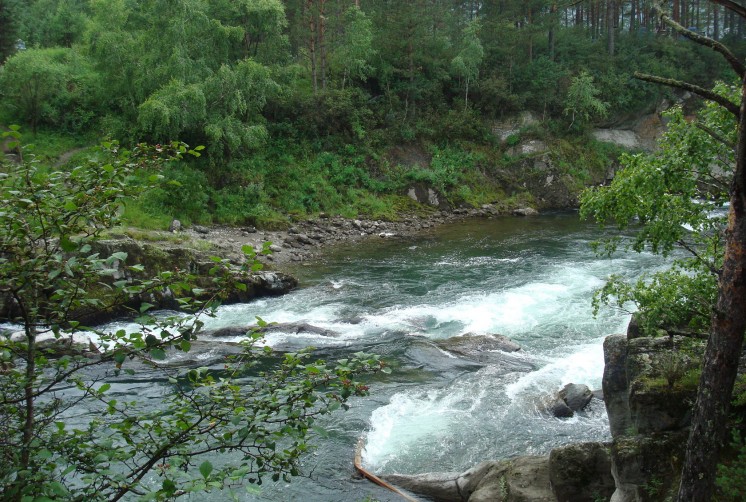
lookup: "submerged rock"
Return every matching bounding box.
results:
[204,322,339,339]
[436,333,522,359]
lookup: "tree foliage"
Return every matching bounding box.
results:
[0,133,385,500]
[563,70,609,130]
[582,2,746,494]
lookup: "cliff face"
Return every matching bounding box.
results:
[602,324,704,502]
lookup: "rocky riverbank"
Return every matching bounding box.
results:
[377,317,746,502]
[157,204,540,270]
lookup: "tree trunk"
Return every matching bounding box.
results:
[675,68,746,502]
[307,0,317,94]
[607,0,616,55]
[320,0,327,91]
[714,3,720,39]
[549,2,557,61]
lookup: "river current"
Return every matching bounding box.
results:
[175,211,670,501]
[7,212,673,501]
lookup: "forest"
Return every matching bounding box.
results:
[1,0,744,227]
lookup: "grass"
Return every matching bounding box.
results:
[21,128,97,163]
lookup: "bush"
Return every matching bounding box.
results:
[0,47,102,133]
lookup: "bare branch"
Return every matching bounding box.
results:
[633,72,741,117]
[709,0,746,19]
[653,1,746,79]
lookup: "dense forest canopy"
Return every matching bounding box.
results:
[0,0,744,226]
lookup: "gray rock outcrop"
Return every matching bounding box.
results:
[385,456,555,502]
[549,442,615,502]
[601,322,705,502]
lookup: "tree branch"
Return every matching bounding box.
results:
[695,122,737,149]
[708,0,746,20]
[633,72,741,117]
[653,1,746,79]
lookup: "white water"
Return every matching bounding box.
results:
[2,213,676,500]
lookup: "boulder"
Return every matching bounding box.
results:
[467,456,554,502]
[558,383,593,412]
[546,396,574,418]
[610,431,688,502]
[542,383,592,418]
[549,442,615,502]
[513,207,539,217]
[436,333,522,358]
[385,456,554,502]
[384,471,461,502]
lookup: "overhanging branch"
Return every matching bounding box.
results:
[633,72,741,118]
[709,0,746,20]
[653,1,746,79]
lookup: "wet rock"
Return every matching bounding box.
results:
[541,383,592,418]
[269,244,283,253]
[205,322,338,339]
[406,336,533,375]
[384,471,462,501]
[256,322,339,337]
[512,207,539,217]
[158,340,245,367]
[468,456,554,502]
[436,334,522,360]
[192,225,210,234]
[385,456,554,502]
[169,219,181,232]
[546,396,574,418]
[559,383,593,412]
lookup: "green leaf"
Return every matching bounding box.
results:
[111,252,128,261]
[150,348,167,360]
[199,460,213,479]
[60,236,77,252]
[180,340,191,352]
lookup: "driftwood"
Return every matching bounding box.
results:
[353,438,420,502]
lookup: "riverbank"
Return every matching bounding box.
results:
[111,204,541,273]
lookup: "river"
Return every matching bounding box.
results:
[167,211,670,501]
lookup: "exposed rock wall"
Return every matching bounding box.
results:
[602,323,703,502]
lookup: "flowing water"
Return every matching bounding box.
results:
[176,211,672,501]
[7,212,674,501]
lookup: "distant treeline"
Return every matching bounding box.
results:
[0,0,743,225]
